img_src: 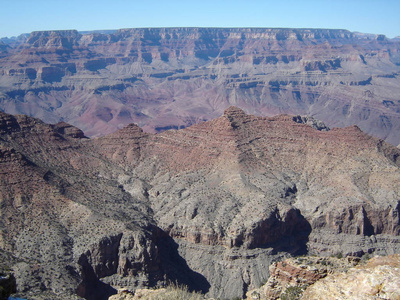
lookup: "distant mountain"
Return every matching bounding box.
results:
[0,33,29,47]
[0,27,399,146]
[1,108,399,299]
[78,29,118,35]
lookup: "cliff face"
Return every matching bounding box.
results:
[0,28,400,145]
[0,113,165,300]
[0,108,400,299]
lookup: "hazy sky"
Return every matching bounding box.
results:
[1,0,399,38]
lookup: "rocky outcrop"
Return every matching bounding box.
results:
[301,255,400,300]
[108,289,135,300]
[53,121,86,138]
[108,286,207,300]
[292,115,330,131]
[246,255,400,300]
[0,28,399,145]
[0,108,400,299]
[0,112,162,300]
[246,256,361,300]
[25,30,81,49]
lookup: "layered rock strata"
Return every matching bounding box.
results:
[0,108,400,299]
[0,28,400,145]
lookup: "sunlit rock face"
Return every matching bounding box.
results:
[1,28,400,145]
[301,255,400,300]
[1,108,400,299]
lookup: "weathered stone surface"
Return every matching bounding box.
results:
[0,28,400,145]
[108,289,135,300]
[292,115,330,131]
[0,112,163,300]
[246,256,360,300]
[0,108,399,299]
[301,255,400,300]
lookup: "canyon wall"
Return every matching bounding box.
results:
[0,28,400,145]
[1,108,399,299]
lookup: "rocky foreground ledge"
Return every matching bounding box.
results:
[106,254,400,300]
[247,254,400,300]
[0,107,400,299]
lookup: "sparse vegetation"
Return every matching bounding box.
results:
[134,283,206,300]
[280,285,305,300]
[332,252,343,259]
[361,253,371,263]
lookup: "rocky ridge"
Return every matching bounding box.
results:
[0,28,400,145]
[0,107,400,299]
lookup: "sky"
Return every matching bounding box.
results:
[0,0,399,38]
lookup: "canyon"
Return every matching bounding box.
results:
[0,28,400,145]
[0,107,399,299]
[1,27,400,299]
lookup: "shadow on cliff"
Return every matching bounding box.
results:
[272,210,312,256]
[155,235,211,294]
[76,254,117,300]
[247,208,312,256]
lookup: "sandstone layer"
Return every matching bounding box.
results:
[0,108,400,299]
[0,28,400,145]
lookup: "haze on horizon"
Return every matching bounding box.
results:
[0,0,399,39]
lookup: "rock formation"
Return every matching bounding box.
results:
[246,255,361,300]
[246,254,400,300]
[0,108,399,299]
[108,286,206,300]
[301,254,400,300]
[0,28,400,145]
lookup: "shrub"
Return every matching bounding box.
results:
[280,286,305,300]
[361,253,371,263]
[331,252,343,259]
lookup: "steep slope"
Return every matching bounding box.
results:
[96,106,400,298]
[0,28,400,145]
[99,106,400,252]
[0,113,205,300]
[1,108,400,299]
